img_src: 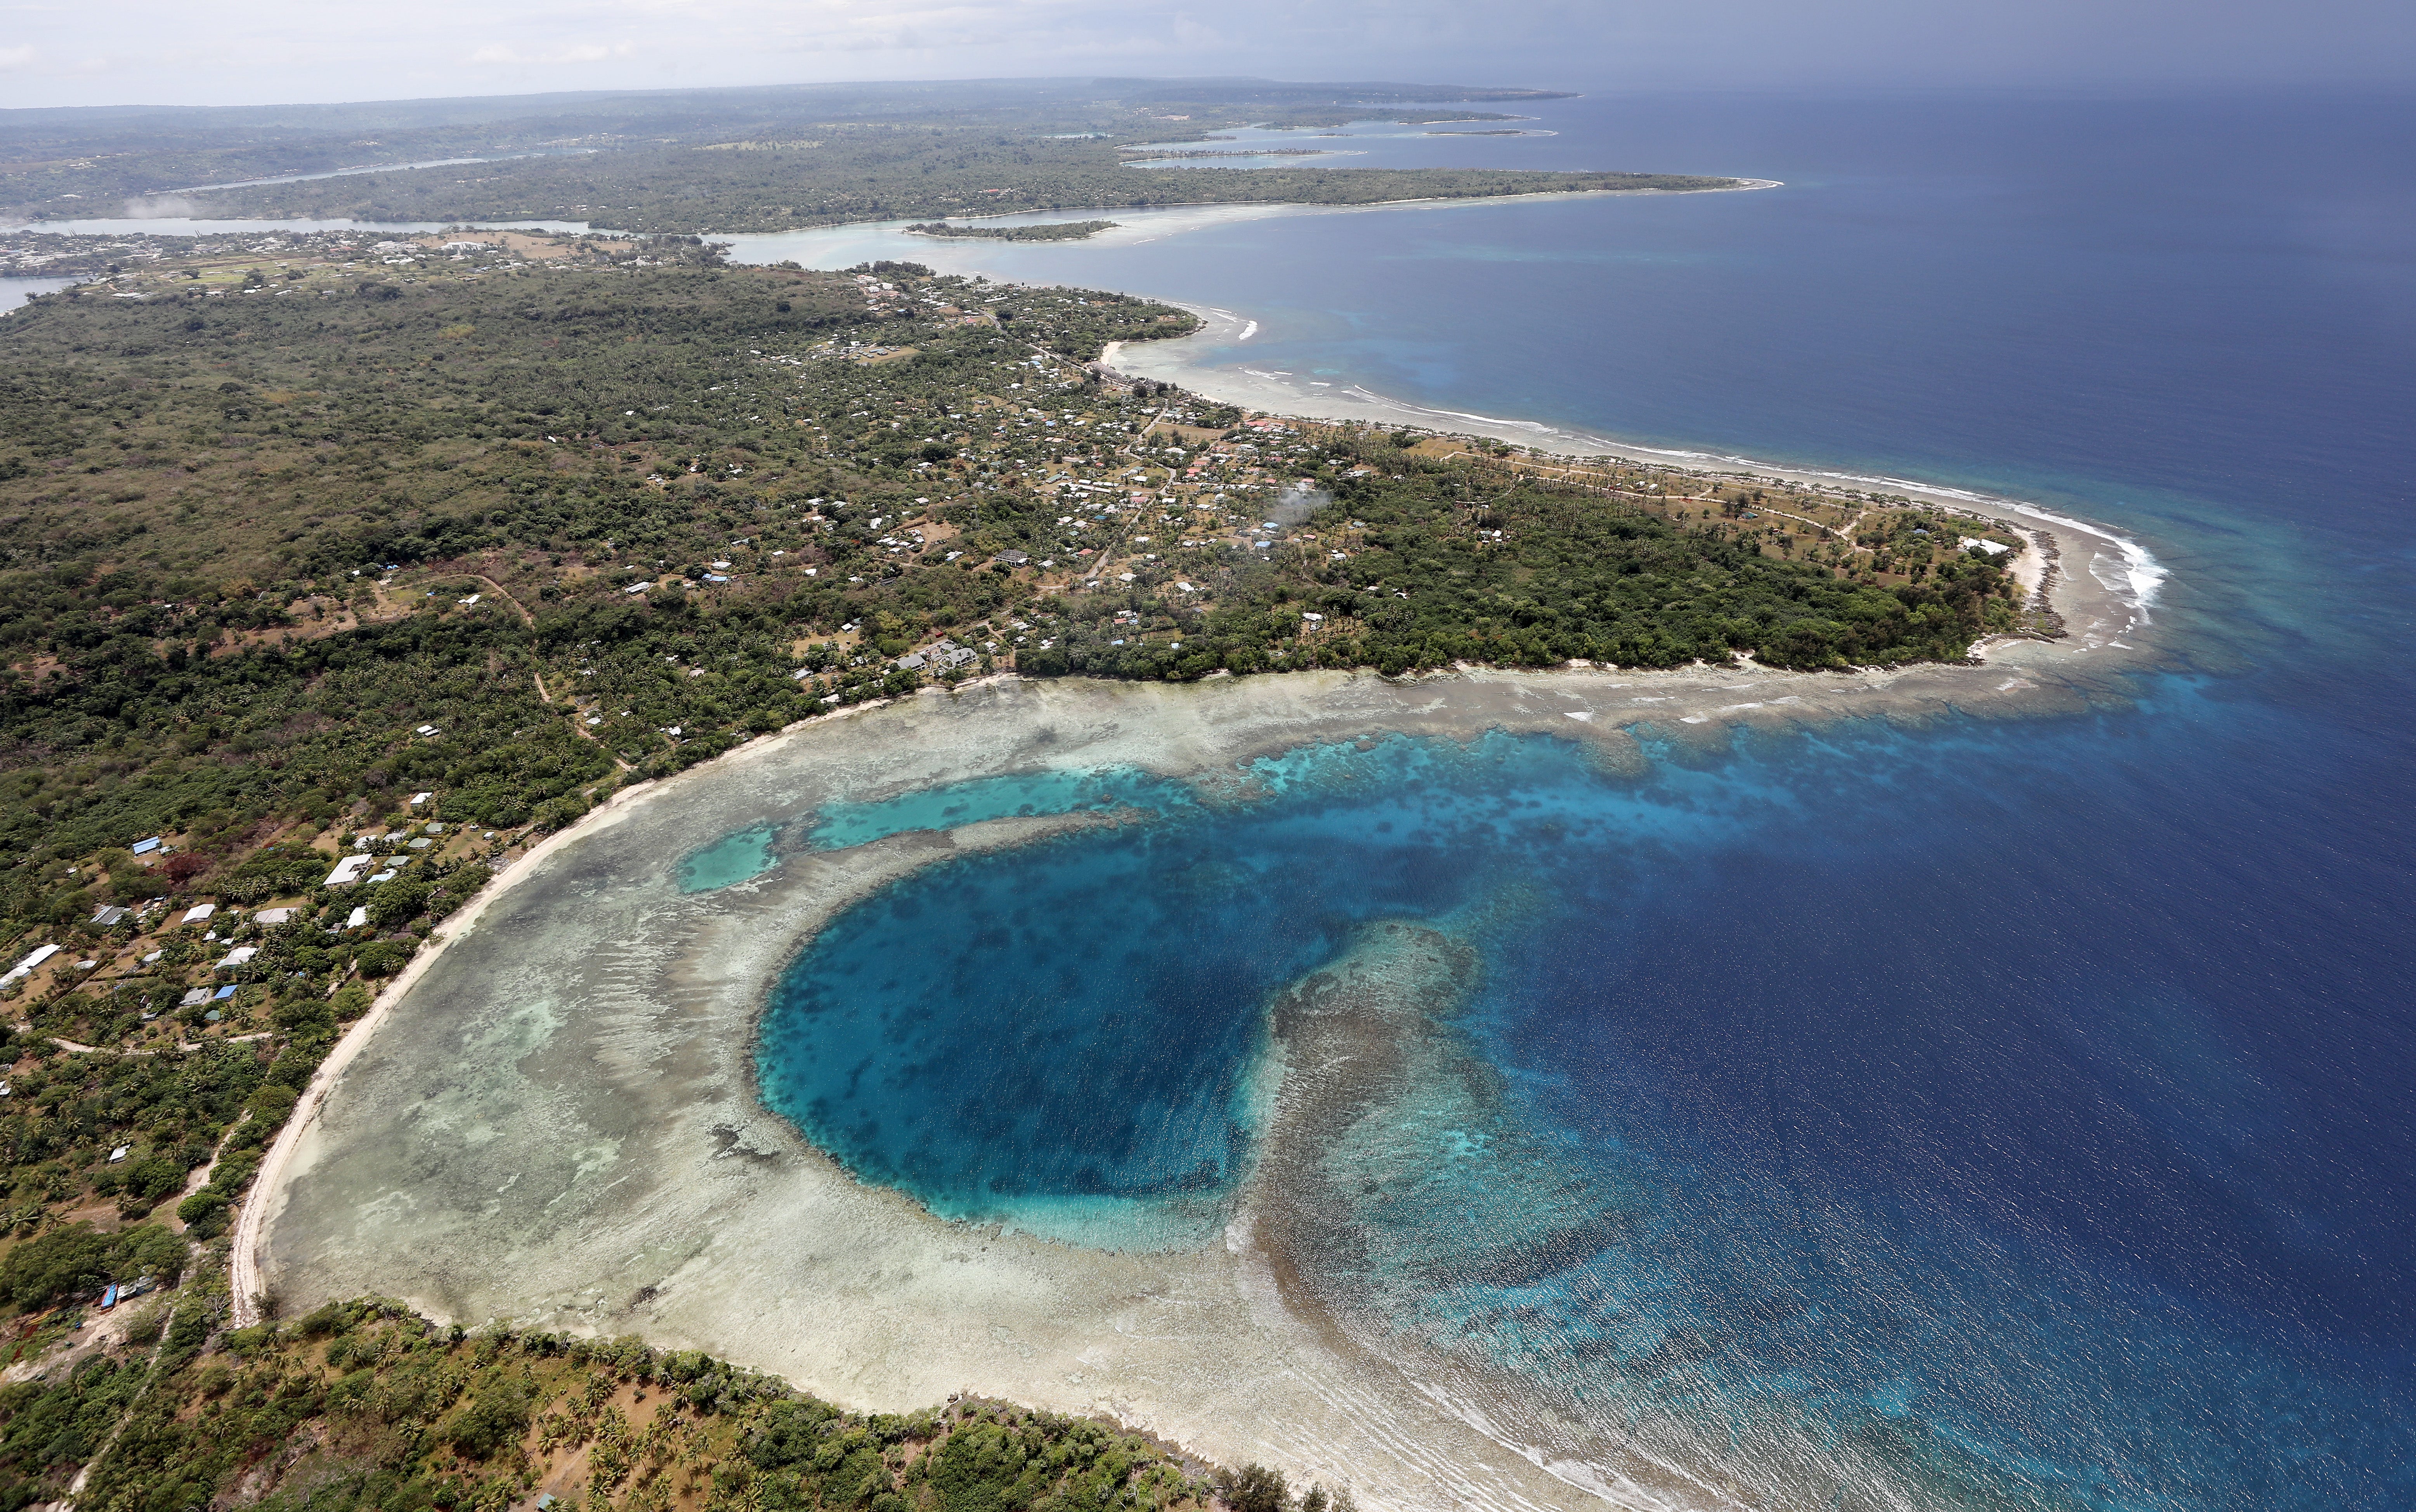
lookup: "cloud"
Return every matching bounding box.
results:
[5,0,2413,108]
[467,39,639,64]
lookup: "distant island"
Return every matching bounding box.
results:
[0,78,1740,235]
[905,219,1120,241]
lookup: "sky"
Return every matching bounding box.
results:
[1,0,2411,111]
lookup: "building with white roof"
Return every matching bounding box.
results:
[2,944,60,987]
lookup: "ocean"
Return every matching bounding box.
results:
[743,90,2416,1510]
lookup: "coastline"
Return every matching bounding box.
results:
[227,695,912,1326]
[221,168,2163,1337]
[1100,308,2167,643]
[247,632,2146,1512]
[225,175,2168,1509]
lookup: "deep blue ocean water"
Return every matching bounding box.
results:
[736,93,2416,1510]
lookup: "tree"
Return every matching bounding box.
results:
[445,1378,533,1459]
[1214,1464,1289,1512]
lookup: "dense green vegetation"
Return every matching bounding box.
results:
[0,1289,1359,1512]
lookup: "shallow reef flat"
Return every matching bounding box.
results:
[256,622,2147,1512]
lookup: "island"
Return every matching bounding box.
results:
[0,78,1739,235]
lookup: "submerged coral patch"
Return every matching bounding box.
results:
[678,823,782,892]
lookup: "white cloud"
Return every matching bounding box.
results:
[467,39,638,64]
[2,0,2410,107]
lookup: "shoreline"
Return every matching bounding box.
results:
[1100,308,2166,639]
[227,694,916,1326]
[4,177,1782,241]
[247,654,2145,1512]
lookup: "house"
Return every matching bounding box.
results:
[410,792,435,808]
[415,725,439,738]
[91,905,130,927]
[2,944,60,987]
[131,837,164,856]
[345,906,369,928]
[217,946,259,970]
[211,985,236,1001]
[326,854,375,887]
[253,908,297,925]
[992,549,1030,566]
[180,987,211,1008]
[895,652,927,671]
[182,902,217,925]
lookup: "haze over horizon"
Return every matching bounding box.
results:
[3,0,2411,113]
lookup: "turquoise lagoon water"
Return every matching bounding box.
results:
[758,691,2414,1509]
[748,90,2416,1511]
[804,765,1193,851]
[678,824,780,892]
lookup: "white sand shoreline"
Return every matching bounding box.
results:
[1101,308,2166,636]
